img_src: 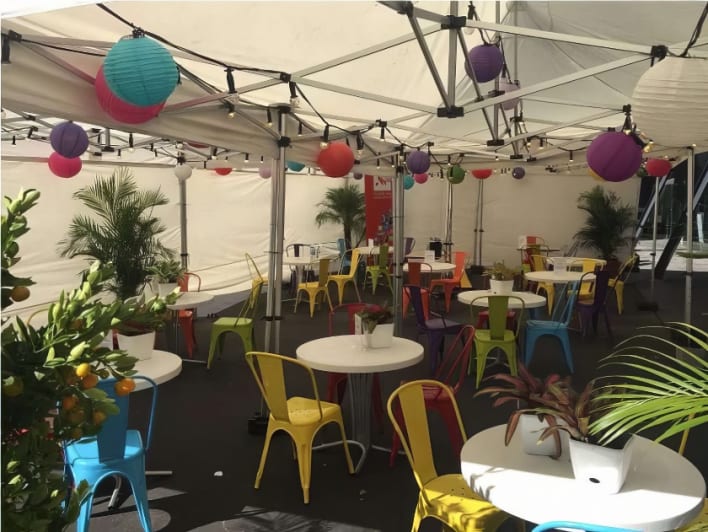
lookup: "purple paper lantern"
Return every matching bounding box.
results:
[465,44,504,83]
[586,131,643,183]
[50,121,89,159]
[512,166,525,180]
[413,172,428,184]
[406,150,431,174]
[498,80,521,111]
[352,172,363,180]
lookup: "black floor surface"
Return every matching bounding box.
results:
[73,269,707,532]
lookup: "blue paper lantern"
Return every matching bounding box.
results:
[103,36,178,107]
[286,160,306,172]
[403,174,415,190]
[50,121,89,158]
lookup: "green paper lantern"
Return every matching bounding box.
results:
[103,36,179,107]
[447,165,466,184]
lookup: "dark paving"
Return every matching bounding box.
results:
[71,269,707,532]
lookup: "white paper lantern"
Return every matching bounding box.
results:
[174,163,192,181]
[498,80,520,111]
[632,56,708,147]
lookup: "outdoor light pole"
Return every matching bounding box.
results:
[393,152,405,335]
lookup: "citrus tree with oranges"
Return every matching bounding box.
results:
[1,189,173,531]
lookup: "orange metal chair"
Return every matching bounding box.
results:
[402,261,432,320]
[429,251,466,312]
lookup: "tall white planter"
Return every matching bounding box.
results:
[361,323,394,349]
[518,414,569,459]
[490,279,514,294]
[568,436,635,494]
[116,331,155,360]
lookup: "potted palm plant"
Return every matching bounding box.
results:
[355,304,394,348]
[58,167,172,301]
[574,186,635,274]
[314,183,366,250]
[484,262,520,294]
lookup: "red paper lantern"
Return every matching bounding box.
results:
[645,158,673,177]
[317,142,355,178]
[214,167,232,176]
[471,168,493,179]
[95,66,165,125]
[48,152,82,178]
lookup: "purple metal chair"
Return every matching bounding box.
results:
[576,270,612,337]
[405,284,463,373]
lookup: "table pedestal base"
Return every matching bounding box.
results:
[107,470,172,509]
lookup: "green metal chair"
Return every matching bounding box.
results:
[468,295,525,387]
[207,280,263,369]
[364,244,392,294]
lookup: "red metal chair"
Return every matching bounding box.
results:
[327,303,384,427]
[428,251,466,312]
[177,272,202,358]
[389,325,475,466]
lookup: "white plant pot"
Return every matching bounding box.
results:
[361,323,394,349]
[489,279,514,294]
[568,436,635,494]
[116,331,155,360]
[518,414,570,459]
[158,282,179,297]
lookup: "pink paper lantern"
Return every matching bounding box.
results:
[413,172,428,184]
[258,166,272,179]
[586,131,643,183]
[498,80,521,111]
[645,158,672,177]
[471,168,493,179]
[214,167,232,176]
[317,142,355,177]
[48,152,82,178]
[95,66,164,125]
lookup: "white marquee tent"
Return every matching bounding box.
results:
[2,1,707,331]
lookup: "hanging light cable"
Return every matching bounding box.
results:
[128,133,134,152]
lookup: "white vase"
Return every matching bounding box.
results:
[361,323,394,349]
[518,414,569,458]
[568,436,635,494]
[489,279,514,294]
[158,282,179,297]
[116,331,155,360]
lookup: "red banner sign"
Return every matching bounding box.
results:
[364,174,393,243]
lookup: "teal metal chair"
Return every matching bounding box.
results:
[468,295,525,387]
[532,521,639,532]
[64,376,158,532]
[524,282,579,372]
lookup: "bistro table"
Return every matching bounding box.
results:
[283,252,339,287]
[460,425,705,532]
[402,261,456,274]
[525,270,591,284]
[457,289,547,319]
[166,292,214,363]
[296,335,423,472]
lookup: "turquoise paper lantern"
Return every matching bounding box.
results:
[286,160,306,172]
[403,174,415,190]
[103,36,178,107]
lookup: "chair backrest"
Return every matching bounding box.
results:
[238,279,264,320]
[245,351,323,423]
[404,236,416,255]
[286,243,307,257]
[343,249,361,277]
[376,244,389,268]
[451,251,466,280]
[555,282,579,325]
[316,258,331,287]
[178,272,202,292]
[474,295,525,339]
[614,254,638,283]
[387,380,466,488]
[435,325,475,392]
[328,302,378,335]
[569,258,605,273]
[530,254,548,272]
[337,237,346,256]
[95,376,158,461]
[406,261,433,288]
[245,253,265,281]
[404,284,428,328]
[589,269,611,308]
[532,521,639,532]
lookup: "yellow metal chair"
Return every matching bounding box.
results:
[245,351,354,504]
[469,295,525,387]
[294,257,334,317]
[245,252,267,290]
[206,280,263,369]
[328,249,362,305]
[568,258,606,301]
[387,380,510,532]
[608,255,637,315]
[365,244,393,294]
[530,254,555,313]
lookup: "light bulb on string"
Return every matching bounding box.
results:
[320,124,330,149]
[266,108,273,127]
[297,122,303,137]
[128,133,134,152]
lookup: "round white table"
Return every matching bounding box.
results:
[296,335,423,472]
[460,425,706,532]
[402,261,455,274]
[457,290,547,319]
[355,246,394,256]
[524,270,591,284]
[132,350,183,390]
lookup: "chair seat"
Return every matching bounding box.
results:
[425,317,462,331]
[65,430,144,464]
[421,474,508,531]
[285,397,343,426]
[474,329,516,342]
[213,316,252,328]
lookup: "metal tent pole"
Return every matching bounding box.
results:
[650,176,659,302]
[476,180,485,266]
[443,180,454,262]
[393,152,405,335]
[178,178,189,269]
[685,147,695,325]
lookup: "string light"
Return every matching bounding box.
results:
[244,153,249,163]
[356,133,365,157]
[11,135,16,146]
[376,156,380,169]
[320,124,330,149]
[569,151,574,162]
[227,102,236,118]
[117,149,122,157]
[175,141,184,150]
[297,122,303,137]
[289,82,300,107]
[266,108,273,127]
[128,133,134,152]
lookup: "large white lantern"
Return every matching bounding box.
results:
[632,56,708,147]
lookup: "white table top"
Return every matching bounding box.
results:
[457,290,546,309]
[296,335,424,374]
[461,425,706,532]
[355,246,394,255]
[402,261,455,273]
[282,253,338,267]
[166,291,214,310]
[131,350,183,390]
[524,270,592,283]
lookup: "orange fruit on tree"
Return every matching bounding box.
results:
[75,363,91,379]
[62,395,78,412]
[81,373,99,389]
[92,411,107,425]
[114,378,136,396]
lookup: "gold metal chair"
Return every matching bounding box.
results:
[294,257,334,317]
[328,249,362,305]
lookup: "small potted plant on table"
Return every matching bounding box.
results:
[148,255,185,296]
[114,294,175,360]
[356,304,394,348]
[484,262,520,294]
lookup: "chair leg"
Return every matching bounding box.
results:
[255,427,275,489]
[335,281,345,306]
[558,330,575,373]
[76,486,96,532]
[295,441,312,503]
[128,472,153,532]
[308,291,316,318]
[207,330,225,369]
[352,279,361,302]
[335,416,355,474]
[615,284,625,314]
[411,496,425,532]
[443,285,454,312]
[371,375,384,428]
[475,344,491,388]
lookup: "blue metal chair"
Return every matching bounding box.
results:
[524,281,579,372]
[64,377,158,532]
[532,521,640,532]
[336,237,351,272]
